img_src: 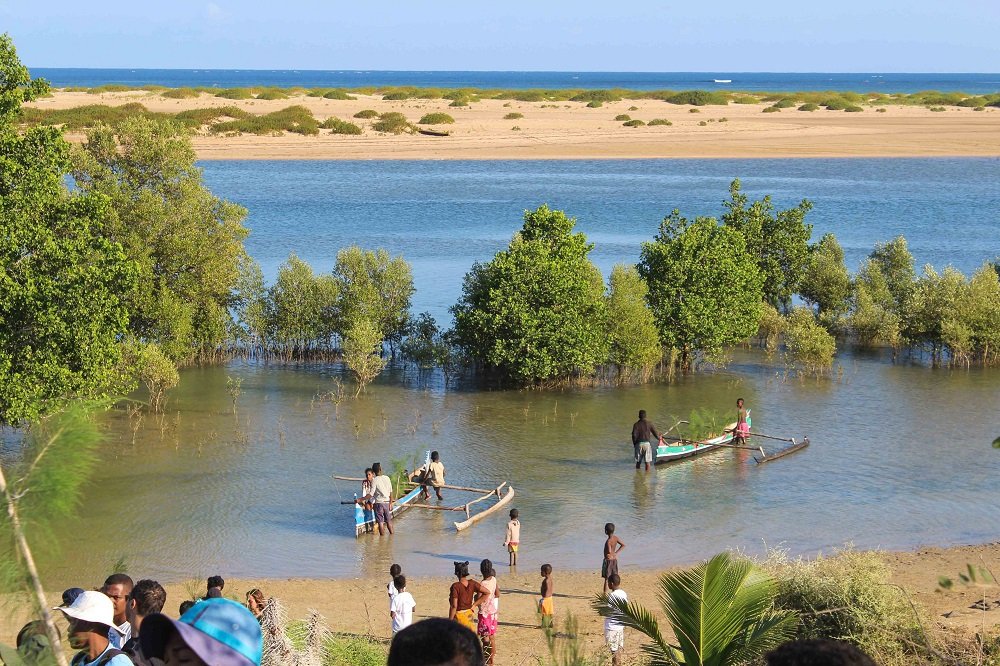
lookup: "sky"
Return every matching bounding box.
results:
[3,0,998,72]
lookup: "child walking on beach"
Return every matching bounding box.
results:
[604,573,628,666]
[602,523,625,593]
[503,509,520,566]
[539,564,554,629]
[390,575,416,634]
[477,559,500,665]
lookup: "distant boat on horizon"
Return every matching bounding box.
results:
[714,79,732,83]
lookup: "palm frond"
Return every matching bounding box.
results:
[593,593,680,665]
[723,610,799,665]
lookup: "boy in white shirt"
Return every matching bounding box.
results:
[604,573,628,666]
[389,575,416,634]
[387,563,401,610]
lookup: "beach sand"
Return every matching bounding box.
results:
[3,543,997,664]
[29,91,1000,160]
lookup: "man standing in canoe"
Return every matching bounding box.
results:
[734,398,750,445]
[631,410,660,471]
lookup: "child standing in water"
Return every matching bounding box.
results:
[503,509,520,566]
[602,523,625,593]
[539,564,554,629]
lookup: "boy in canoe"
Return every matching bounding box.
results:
[411,451,446,500]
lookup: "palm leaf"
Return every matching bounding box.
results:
[593,593,680,665]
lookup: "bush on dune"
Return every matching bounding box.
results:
[320,117,363,134]
[622,119,645,126]
[418,112,455,124]
[503,112,523,120]
[353,109,378,119]
[255,88,290,100]
[215,87,254,100]
[174,106,251,127]
[372,111,415,134]
[211,105,320,135]
[162,87,200,99]
[647,118,672,126]
[665,89,729,106]
[323,89,356,100]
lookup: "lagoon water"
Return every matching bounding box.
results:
[27,158,1000,584]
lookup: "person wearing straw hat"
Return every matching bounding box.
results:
[52,590,133,665]
[140,598,262,666]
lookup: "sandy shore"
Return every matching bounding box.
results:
[3,543,997,664]
[28,90,1000,160]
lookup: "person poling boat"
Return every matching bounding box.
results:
[734,398,751,445]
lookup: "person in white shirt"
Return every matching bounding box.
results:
[604,573,628,666]
[389,575,416,634]
[370,462,394,535]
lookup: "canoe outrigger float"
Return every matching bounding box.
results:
[333,452,514,536]
[653,410,810,465]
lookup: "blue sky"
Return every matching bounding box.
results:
[3,0,998,71]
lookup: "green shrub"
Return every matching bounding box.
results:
[586,100,602,108]
[821,97,852,110]
[174,106,251,127]
[211,105,320,135]
[762,106,781,113]
[622,119,645,127]
[698,120,708,125]
[718,116,728,122]
[928,106,946,112]
[665,90,729,106]
[763,549,929,665]
[418,112,455,124]
[688,108,700,113]
[18,103,174,130]
[382,91,411,100]
[503,112,523,120]
[255,88,289,100]
[798,103,819,111]
[647,118,672,126]
[614,114,631,121]
[215,88,254,100]
[733,95,759,104]
[876,107,887,113]
[372,112,414,134]
[628,105,639,111]
[323,634,387,666]
[570,89,622,103]
[321,117,363,134]
[162,88,200,99]
[88,84,132,94]
[772,98,796,108]
[353,109,378,119]
[511,125,521,131]
[323,89,356,100]
[844,105,864,112]
[974,106,985,111]
[448,98,468,107]
[956,96,987,107]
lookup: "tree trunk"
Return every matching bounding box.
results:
[0,463,70,666]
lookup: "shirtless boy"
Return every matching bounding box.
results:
[602,523,625,593]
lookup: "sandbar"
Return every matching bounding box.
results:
[28,90,1000,160]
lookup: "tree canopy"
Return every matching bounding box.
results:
[639,211,764,370]
[72,116,250,364]
[722,179,813,310]
[450,205,608,384]
[0,35,136,424]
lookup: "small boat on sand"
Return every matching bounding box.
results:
[417,127,451,137]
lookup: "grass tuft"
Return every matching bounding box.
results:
[418,112,455,125]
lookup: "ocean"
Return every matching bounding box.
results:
[32,68,1000,94]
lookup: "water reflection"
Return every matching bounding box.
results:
[32,349,1000,586]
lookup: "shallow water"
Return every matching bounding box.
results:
[11,157,1000,585]
[33,349,1000,585]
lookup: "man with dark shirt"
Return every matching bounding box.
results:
[631,410,660,471]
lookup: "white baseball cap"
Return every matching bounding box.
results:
[53,590,124,634]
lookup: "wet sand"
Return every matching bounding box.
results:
[3,543,997,665]
[29,90,1000,160]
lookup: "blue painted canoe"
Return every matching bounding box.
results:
[653,411,751,464]
[353,483,424,537]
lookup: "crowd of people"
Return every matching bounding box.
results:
[1,575,263,666]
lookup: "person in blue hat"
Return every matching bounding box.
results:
[140,598,262,666]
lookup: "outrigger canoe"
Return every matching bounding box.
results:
[352,484,423,537]
[654,410,751,464]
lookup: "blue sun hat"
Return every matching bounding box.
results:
[141,598,262,666]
